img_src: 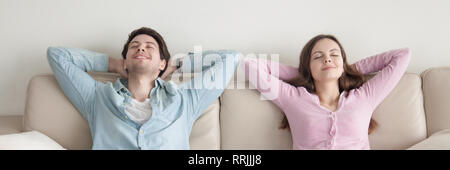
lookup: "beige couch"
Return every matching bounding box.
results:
[1,66,450,150]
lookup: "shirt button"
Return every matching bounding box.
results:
[140,130,144,134]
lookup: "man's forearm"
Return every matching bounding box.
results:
[108,57,120,73]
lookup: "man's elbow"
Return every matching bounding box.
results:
[224,50,241,67]
[47,47,60,60]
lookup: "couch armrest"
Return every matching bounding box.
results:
[0,115,23,135]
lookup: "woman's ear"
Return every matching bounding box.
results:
[159,59,167,71]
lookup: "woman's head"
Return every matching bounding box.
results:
[310,38,344,84]
[293,34,363,92]
[281,34,378,134]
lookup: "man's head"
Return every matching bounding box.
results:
[121,27,170,77]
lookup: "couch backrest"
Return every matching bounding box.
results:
[220,73,427,150]
[23,72,220,150]
[421,67,450,136]
[24,71,429,150]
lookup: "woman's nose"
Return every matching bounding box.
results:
[324,57,331,63]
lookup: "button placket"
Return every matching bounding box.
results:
[137,128,146,149]
[329,112,337,149]
[329,112,337,135]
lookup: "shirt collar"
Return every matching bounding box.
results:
[112,77,177,97]
[113,78,130,95]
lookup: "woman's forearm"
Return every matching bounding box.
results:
[355,48,410,75]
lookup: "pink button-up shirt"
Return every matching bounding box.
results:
[243,48,410,149]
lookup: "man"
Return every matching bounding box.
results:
[47,27,240,149]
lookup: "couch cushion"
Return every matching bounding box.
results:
[24,72,220,150]
[421,67,450,136]
[190,100,221,150]
[407,129,450,150]
[0,130,65,150]
[220,73,426,150]
[220,82,293,150]
[369,73,427,149]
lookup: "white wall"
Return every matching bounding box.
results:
[1,0,449,116]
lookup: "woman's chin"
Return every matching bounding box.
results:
[315,76,340,83]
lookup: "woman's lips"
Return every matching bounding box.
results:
[322,67,336,70]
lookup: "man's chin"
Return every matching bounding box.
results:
[127,67,158,75]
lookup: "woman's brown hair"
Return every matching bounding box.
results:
[280,34,378,134]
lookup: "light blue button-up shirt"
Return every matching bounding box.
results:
[47,47,240,149]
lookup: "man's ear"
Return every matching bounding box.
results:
[123,59,128,73]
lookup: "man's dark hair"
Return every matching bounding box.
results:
[121,27,170,77]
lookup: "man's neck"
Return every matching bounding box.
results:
[127,73,158,102]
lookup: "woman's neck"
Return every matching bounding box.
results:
[314,80,340,111]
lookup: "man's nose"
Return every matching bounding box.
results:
[138,46,145,52]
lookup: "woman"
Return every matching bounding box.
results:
[242,34,410,149]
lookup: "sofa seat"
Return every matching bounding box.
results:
[408,129,450,149]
